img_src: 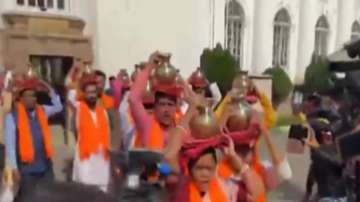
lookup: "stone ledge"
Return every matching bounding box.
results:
[2,10,84,25]
[4,30,90,42]
[2,10,85,33]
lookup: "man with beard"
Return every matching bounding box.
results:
[67,73,111,192]
[94,70,114,110]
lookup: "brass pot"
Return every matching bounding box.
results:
[189,106,220,139]
[226,97,252,132]
[232,71,250,93]
[189,67,208,86]
[154,62,177,85]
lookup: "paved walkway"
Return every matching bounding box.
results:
[259,127,310,202]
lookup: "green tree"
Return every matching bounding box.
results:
[200,43,238,95]
[263,66,293,108]
[303,54,335,93]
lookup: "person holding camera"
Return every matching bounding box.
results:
[303,119,347,202]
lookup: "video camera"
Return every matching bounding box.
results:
[111,149,171,202]
[345,39,360,59]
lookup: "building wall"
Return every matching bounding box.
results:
[0,0,93,72]
[93,0,216,77]
[0,0,359,82]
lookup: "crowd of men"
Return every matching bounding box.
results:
[0,51,355,202]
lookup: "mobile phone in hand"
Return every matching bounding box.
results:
[287,124,308,154]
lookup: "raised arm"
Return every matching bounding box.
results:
[110,78,123,110]
[164,84,201,172]
[209,82,222,109]
[224,137,265,200]
[41,82,63,117]
[65,60,84,89]
[128,64,153,143]
[128,53,162,143]
[261,125,292,184]
[5,114,17,170]
[256,88,277,129]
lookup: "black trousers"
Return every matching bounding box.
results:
[15,168,54,202]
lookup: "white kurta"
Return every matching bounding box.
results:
[68,90,110,192]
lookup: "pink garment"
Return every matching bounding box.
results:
[128,67,154,145]
[110,79,123,109]
[227,123,261,144]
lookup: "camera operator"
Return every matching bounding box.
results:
[303,120,347,202]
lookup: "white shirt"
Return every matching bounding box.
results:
[68,89,110,192]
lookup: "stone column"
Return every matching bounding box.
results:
[251,0,274,74]
[336,0,355,49]
[296,0,317,83]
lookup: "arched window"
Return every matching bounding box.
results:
[272,8,291,68]
[351,21,360,40]
[225,0,244,66]
[314,16,329,56]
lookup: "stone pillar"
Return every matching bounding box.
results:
[336,0,355,49]
[296,0,317,83]
[213,0,225,47]
[251,0,273,74]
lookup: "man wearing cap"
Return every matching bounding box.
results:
[129,53,182,151]
[4,78,62,200]
[66,71,111,192]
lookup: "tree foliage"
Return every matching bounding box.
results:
[263,66,293,108]
[200,43,238,95]
[303,54,335,93]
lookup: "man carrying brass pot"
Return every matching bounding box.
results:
[128,52,183,151]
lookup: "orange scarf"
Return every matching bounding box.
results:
[132,120,165,149]
[17,103,53,163]
[251,145,266,202]
[146,117,164,150]
[101,94,114,109]
[189,178,228,202]
[133,112,182,150]
[78,101,110,160]
[218,159,233,179]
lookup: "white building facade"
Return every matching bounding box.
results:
[0,0,359,83]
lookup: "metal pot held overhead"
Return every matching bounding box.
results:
[154,61,177,85]
[226,94,252,132]
[232,71,251,93]
[189,103,220,139]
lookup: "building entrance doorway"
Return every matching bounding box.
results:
[30,55,74,144]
